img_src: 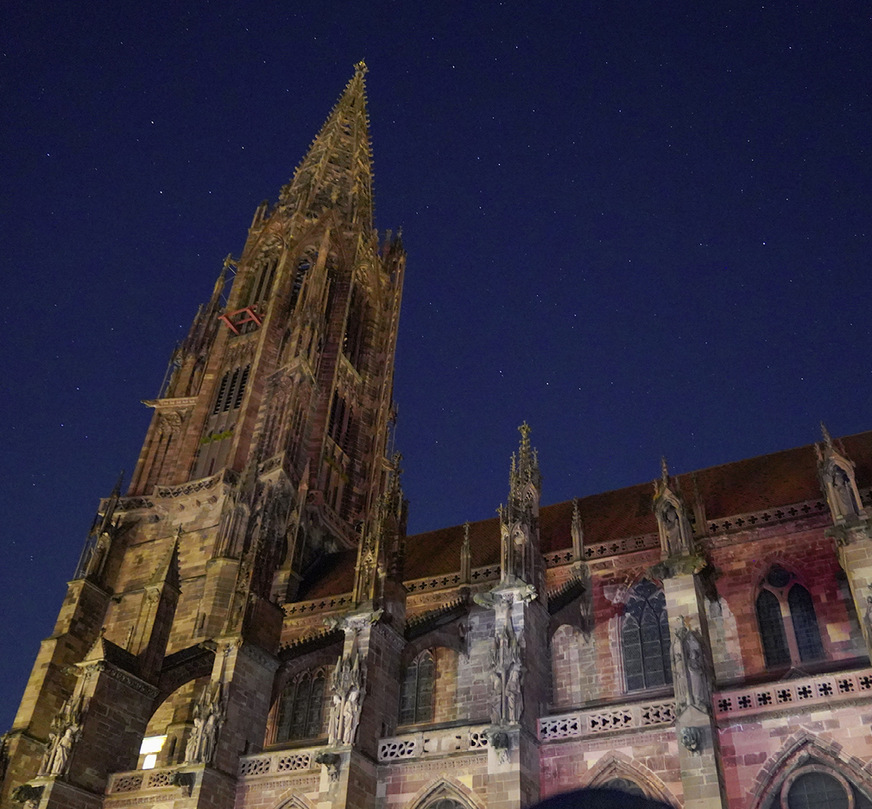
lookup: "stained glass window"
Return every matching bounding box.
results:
[275,669,326,742]
[623,580,672,692]
[757,567,824,668]
[399,651,435,724]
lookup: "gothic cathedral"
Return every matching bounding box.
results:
[3,63,872,809]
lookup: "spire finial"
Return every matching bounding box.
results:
[519,421,532,451]
[354,59,368,77]
[821,421,833,448]
[661,456,670,484]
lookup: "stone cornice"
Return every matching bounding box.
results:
[142,396,199,410]
[78,660,160,700]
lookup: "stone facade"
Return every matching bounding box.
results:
[3,63,872,809]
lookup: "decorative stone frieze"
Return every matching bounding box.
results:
[539,699,676,741]
[714,668,872,720]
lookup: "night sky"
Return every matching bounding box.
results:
[1,2,870,731]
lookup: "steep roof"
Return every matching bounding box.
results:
[293,430,872,598]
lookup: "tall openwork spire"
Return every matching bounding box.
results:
[278,60,374,230]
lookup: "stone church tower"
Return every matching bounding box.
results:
[5,61,872,809]
[1,61,406,808]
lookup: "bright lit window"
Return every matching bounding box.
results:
[139,735,166,770]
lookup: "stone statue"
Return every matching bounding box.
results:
[341,685,362,744]
[490,616,524,724]
[662,503,681,553]
[684,627,710,711]
[672,619,711,714]
[200,708,221,764]
[327,692,342,743]
[670,620,689,712]
[831,465,859,516]
[46,726,76,775]
[186,683,226,764]
[328,641,366,746]
[39,692,85,778]
[505,664,523,723]
[185,711,203,763]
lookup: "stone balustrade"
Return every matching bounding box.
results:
[539,699,675,742]
[714,667,872,720]
[237,748,319,778]
[378,725,490,762]
[106,766,197,795]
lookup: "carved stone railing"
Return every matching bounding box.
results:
[405,566,500,594]
[706,498,829,536]
[284,594,355,617]
[539,699,675,742]
[378,725,490,762]
[237,748,319,778]
[106,766,196,795]
[714,668,872,721]
[544,534,660,568]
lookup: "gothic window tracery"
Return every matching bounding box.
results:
[274,668,327,743]
[399,650,435,725]
[211,365,250,415]
[756,565,824,668]
[602,778,646,797]
[622,580,672,692]
[787,771,848,809]
[247,254,279,307]
[193,362,252,478]
[425,800,466,809]
[763,764,872,809]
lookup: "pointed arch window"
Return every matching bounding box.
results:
[290,254,314,309]
[248,254,278,306]
[399,650,435,725]
[211,364,250,415]
[756,565,824,669]
[275,668,327,743]
[622,580,672,692]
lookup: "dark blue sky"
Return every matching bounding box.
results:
[1,1,870,731]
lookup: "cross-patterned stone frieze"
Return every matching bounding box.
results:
[714,668,872,721]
